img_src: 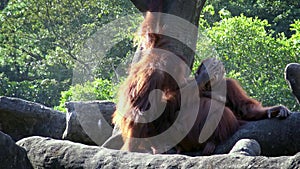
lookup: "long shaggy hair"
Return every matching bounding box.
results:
[112,50,184,144]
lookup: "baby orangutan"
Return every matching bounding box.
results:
[175,58,291,154]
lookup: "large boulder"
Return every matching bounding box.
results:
[215,112,300,156]
[17,136,300,169]
[103,113,300,157]
[0,96,66,141]
[0,131,32,169]
[62,101,115,145]
[285,63,300,104]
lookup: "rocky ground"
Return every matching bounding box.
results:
[0,96,300,168]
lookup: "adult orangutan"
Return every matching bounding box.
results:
[112,55,290,155]
[112,48,191,153]
[112,7,200,154]
[112,0,290,154]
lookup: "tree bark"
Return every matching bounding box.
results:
[130,0,207,70]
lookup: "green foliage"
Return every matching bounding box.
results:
[195,15,300,111]
[289,20,300,57]
[0,0,138,107]
[0,73,70,106]
[1,0,299,113]
[55,78,117,112]
[203,0,300,37]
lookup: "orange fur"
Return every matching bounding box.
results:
[112,51,182,153]
[175,64,290,155]
[112,0,289,154]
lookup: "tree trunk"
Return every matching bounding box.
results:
[130,0,206,70]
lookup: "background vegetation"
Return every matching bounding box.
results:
[0,0,299,112]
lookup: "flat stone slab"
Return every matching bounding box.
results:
[17,136,300,169]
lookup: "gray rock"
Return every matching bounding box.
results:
[285,63,300,104]
[62,101,115,145]
[102,126,123,150]
[17,136,300,169]
[102,113,300,157]
[0,131,32,169]
[215,113,300,156]
[0,96,66,141]
[229,139,261,156]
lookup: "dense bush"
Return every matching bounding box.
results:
[0,73,70,107]
[203,1,300,37]
[55,78,117,112]
[0,0,137,107]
